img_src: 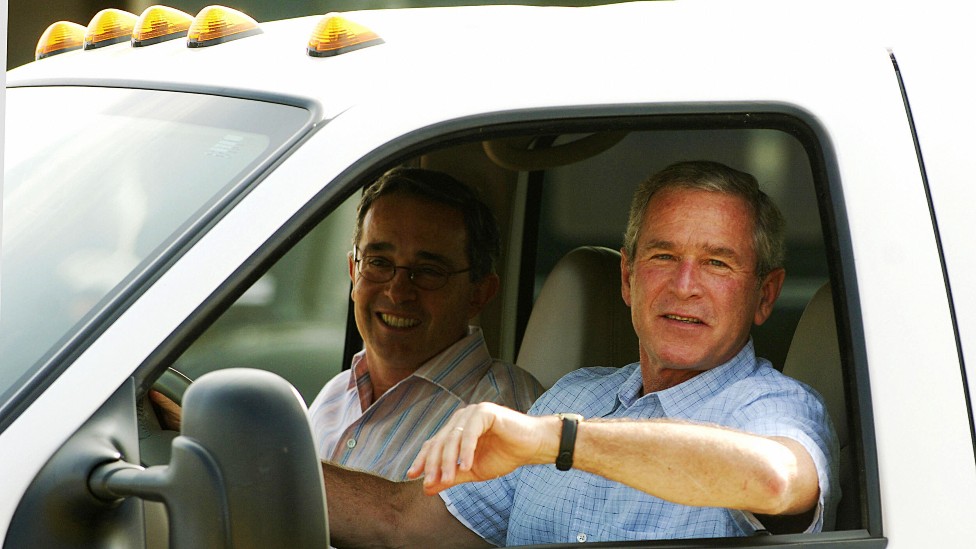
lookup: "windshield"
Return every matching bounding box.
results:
[1,86,311,409]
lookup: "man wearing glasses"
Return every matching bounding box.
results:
[321,162,837,546]
[306,167,543,480]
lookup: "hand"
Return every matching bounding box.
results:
[149,390,183,431]
[407,402,561,495]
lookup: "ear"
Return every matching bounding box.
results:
[754,267,786,326]
[347,251,359,302]
[620,249,633,308]
[467,273,500,318]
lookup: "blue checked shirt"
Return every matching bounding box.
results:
[308,327,543,480]
[441,340,839,545]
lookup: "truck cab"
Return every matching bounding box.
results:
[2,2,974,547]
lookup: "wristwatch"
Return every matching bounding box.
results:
[555,413,584,471]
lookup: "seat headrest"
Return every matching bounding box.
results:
[516,246,640,388]
[783,282,847,445]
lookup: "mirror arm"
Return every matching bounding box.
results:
[85,368,328,548]
[89,440,230,548]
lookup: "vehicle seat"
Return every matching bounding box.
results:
[782,282,857,530]
[516,246,640,388]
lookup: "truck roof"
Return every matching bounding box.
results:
[11,1,921,122]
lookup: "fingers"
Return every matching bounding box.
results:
[407,402,545,496]
[409,413,464,491]
[457,420,482,471]
[149,390,183,431]
[149,390,175,409]
[439,425,466,482]
[407,404,496,494]
[443,407,488,476]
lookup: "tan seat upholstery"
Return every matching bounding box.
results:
[782,282,857,530]
[516,246,640,389]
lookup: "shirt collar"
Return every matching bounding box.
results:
[618,339,760,416]
[412,326,493,393]
[349,326,493,409]
[348,350,371,411]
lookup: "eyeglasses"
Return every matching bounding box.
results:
[354,251,472,290]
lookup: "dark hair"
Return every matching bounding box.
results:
[623,161,786,279]
[353,167,501,281]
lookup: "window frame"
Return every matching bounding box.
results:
[136,103,883,547]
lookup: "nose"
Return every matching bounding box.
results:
[384,267,417,304]
[671,259,702,298]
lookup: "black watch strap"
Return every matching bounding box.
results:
[555,413,584,471]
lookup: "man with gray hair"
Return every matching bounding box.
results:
[322,160,839,546]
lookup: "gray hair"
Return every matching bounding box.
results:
[622,161,786,279]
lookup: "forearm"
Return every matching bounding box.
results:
[321,461,402,548]
[322,461,490,548]
[411,403,819,518]
[571,419,819,515]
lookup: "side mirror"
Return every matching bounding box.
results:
[93,368,329,548]
[7,368,329,548]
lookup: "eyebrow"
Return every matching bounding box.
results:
[360,242,455,266]
[643,240,742,261]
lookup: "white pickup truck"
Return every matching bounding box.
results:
[2,1,973,547]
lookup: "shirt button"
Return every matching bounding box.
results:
[346,438,357,449]
[576,533,587,543]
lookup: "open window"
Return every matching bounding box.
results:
[148,110,878,546]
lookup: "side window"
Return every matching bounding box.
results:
[173,193,358,403]
[168,115,867,541]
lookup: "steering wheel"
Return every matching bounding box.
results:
[152,366,193,406]
[139,367,194,466]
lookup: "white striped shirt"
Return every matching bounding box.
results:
[308,327,543,480]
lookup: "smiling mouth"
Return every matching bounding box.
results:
[380,313,421,329]
[664,314,703,325]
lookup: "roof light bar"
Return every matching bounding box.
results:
[307,15,384,58]
[187,5,263,48]
[84,8,138,50]
[133,5,194,47]
[35,21,86,60]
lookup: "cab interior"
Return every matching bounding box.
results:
[156,114,867,543]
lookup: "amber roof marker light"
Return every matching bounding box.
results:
[84,8,138,50]
[35,21,87,60]
[307,15,384,58]
[187,5,263,48]
[133,5,194,47]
